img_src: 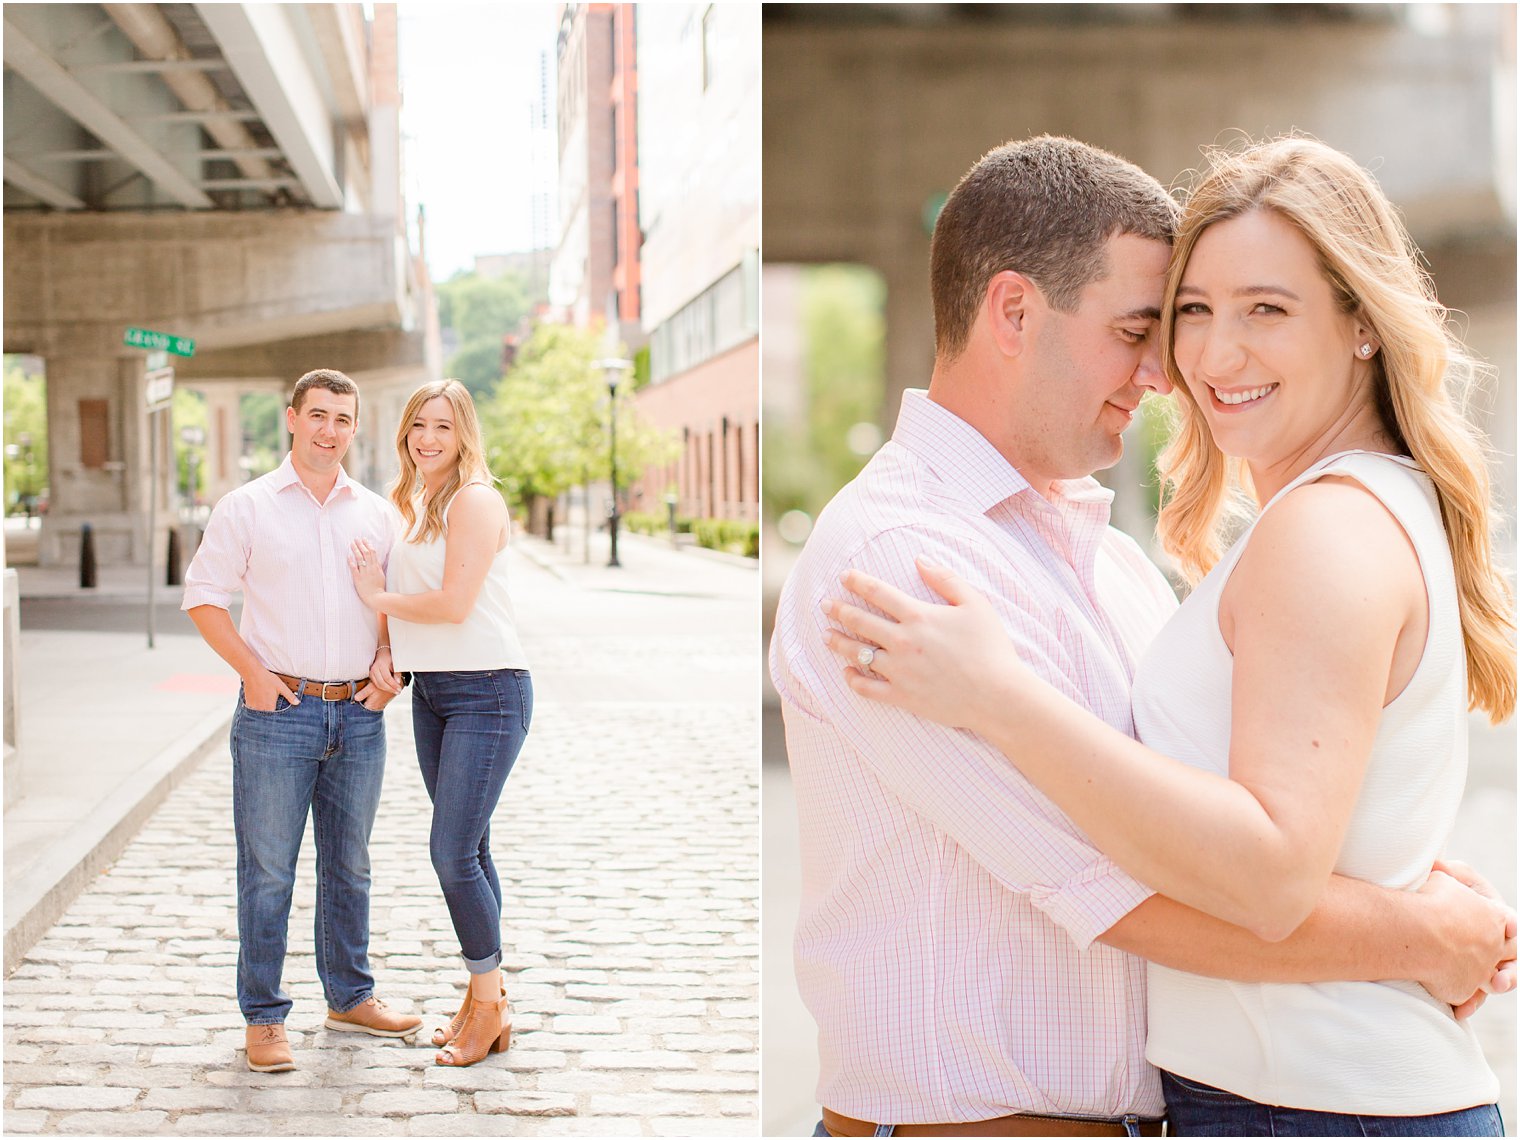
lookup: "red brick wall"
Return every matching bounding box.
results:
[631,337,758,521]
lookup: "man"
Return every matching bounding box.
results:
[184,368,421,1072]
[769,137,1512,1137]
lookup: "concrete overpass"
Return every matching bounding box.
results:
[3,3,440,567]
[763,3,1517,544]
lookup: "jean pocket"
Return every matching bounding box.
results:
[516,674,533,728]
[243,693,293,715]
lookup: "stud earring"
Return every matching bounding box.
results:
[1359,343,1373,357]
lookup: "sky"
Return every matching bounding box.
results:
[396,4,558,282]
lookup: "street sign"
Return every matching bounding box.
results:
[145,366,174,410]
[124,327,195,357]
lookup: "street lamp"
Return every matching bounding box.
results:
[594,357,634,568]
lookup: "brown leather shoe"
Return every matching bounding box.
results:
[324,996,422,1038]
[245,1023,294,1072]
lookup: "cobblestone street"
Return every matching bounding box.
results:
[4,539,760,1136]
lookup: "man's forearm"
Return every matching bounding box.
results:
[1100,875,1427,983]
[186,604,266,682]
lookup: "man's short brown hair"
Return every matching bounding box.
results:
[930,136,1179,359]
[291,368,359,416]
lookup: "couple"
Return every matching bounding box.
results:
[771,136,1516,1136]
[182,370,531,1072]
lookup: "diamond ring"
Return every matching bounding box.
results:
[857,646,876,669]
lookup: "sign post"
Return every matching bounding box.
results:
[126,328,193,648]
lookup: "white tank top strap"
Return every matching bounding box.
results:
[440,480,494,524]
[1279,450,1446,572]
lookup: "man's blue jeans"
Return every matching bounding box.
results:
[1161,1071,1504,1136]
[411,669,532,972]
[230,688,387,1025]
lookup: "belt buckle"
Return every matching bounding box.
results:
[321,681,348,702]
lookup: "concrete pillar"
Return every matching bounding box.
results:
[881,259,934,431]
[3,568,19,810]
[41,356,135,566]
[199,386,246,504]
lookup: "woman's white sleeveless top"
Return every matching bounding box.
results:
[1134,451,1496,1114]
[386,485,529,672]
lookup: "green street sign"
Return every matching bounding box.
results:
[124,326,195,357]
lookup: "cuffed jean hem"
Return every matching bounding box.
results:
[246,1018,284,1027]
[329,991,376,1014]
[463,949,502,974]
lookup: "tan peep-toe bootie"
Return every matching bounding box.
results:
[431,986,508,1046]
[434,991,511,1066]
[431,989,473,1047]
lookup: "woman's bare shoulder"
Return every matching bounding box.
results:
[1233,477,1420,620]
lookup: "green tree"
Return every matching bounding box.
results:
[447,338,509,402]
[3,355,48,515]
[483,322,678,537]
[172,387,209,504]
[442,273,530,343]
[240,391,285,478]
[763,265,886,523]
[436,272,537,402]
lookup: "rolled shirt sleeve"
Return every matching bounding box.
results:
[181,493,251,613]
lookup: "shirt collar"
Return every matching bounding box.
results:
[890,389,1114,518]
[272,452,357,503]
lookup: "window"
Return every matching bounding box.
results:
[79,399,109,468]
[649,257,759,383]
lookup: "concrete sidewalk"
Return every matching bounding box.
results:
[4,569,243,976]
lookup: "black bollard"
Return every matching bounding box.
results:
[166,526,182,587]
[79,523,97,589]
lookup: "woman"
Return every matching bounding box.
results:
[349,378,532,1068]
[821,138,1515,1134]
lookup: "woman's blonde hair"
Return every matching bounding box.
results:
[1156,136,1515,723]
[389,379,495,544]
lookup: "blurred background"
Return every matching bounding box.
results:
[760,4,1517,1135]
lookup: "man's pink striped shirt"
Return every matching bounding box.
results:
[770,390,1179,1124]
[182,454,397,682]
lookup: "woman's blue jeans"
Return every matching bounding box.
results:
[411,669,532,973]
[1162,1071,1504,1136]
[230,689,387,1025]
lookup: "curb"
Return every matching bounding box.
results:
[513,531,757,580]
[512,538,572,584]
[3,705,232,976]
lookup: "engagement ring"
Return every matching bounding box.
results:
[857,646,876,669]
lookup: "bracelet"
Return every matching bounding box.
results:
[376,644,391,651]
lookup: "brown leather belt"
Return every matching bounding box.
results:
[822,1107,1165,1137]
[272,674,369,702]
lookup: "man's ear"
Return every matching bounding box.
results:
[986,271,1037,358]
